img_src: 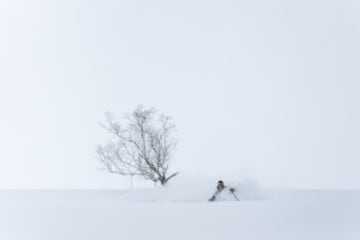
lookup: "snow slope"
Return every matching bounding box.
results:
[0,189,359,240]
[116,177,265,202]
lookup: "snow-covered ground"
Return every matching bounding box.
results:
[0,186,359,240]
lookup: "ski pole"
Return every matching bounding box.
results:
[230,188,240,201]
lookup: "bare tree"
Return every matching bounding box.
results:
[97,105,179,186]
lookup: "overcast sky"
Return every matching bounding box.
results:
[0,0,359,189]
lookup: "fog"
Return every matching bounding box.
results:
[0,0,359,189]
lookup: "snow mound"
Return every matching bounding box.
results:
[118,175,266,202]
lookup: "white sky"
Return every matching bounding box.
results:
[0,0,359,189]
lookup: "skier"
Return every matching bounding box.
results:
[208,180,239,202]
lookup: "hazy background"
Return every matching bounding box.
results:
[0,0,359,189]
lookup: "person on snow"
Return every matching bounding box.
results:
[209,180,238,202]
